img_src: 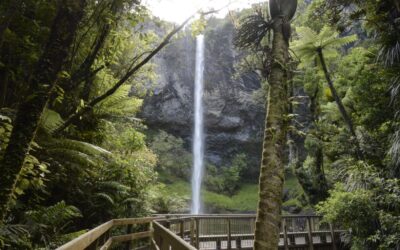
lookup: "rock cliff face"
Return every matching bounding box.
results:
[140,17,265,177]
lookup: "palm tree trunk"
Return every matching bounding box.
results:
[254,17,289,250]
[0,0,86,221]
[317,49,363,159]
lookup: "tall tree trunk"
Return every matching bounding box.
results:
[0,67,8,108]
[0,0,21,50]
[0,43,11,108]
[254,17,289,250]
[312,146,329,203]
[317,49,363,159]
[0,0,86,221]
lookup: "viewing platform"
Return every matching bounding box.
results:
[57,214,347,250]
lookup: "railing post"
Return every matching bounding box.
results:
[307,217,314,250]
[283,218,288,250]
[190,218,195,246]
[180,219,184,238]
[227,218,231,250]
[125,223,133,250]
[236,238,241,250]
[104,230,110,246]
[195,218,200,249]
[154,222,161,248]
[216,238,221,250]
[329,223,337,250]
[150,221,156,250]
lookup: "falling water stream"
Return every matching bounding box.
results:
[191,35,205,214]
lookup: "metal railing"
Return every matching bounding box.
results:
[57,214,346,250]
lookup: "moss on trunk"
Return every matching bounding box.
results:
[254,17,289,250]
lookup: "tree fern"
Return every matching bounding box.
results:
[292,25,362,159]
[292,25,357,67]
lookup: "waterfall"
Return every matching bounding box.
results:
[191,35,205,215]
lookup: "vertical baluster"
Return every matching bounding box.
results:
[227,218,231,250]
[150,221,156,250]
[180,220,184,238]
[283,218,288,250]
[216,238,221,250]
[236,238,241,250]
[329,223,337,250]
[125,223,133,250]
[190,218,195,246]
[154,222,161,248]
[195,218,200,249]
[307,217,314,250]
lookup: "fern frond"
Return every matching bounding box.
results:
[321,102,342,122]
[322,34,357,49]
[295,26,318,44]
[0,224,30,248]
[46,148,97,167]
[234,13,273,49]
[292,25,358,67]
[122,197,140,204]
[98,181,129,193]
[44,137,111,156]
[93,193,115,205]
[25,201,82,226]
[318,26,336,42]
[40,109,64,134]
[50,229,87,248]
[94,85,143,117]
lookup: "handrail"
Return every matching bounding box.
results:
[156,214,323,218]
[57,220,113,250]
[57,217,164,250]
[153,221,197,250]
[162,214,344,250]
[57,214,344,250]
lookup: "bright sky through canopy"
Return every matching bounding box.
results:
[144,0,265,23]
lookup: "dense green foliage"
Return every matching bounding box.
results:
[232,0,400,248]
[0,0,400,249]
[287,0,400,249]
[0,0,168,248]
